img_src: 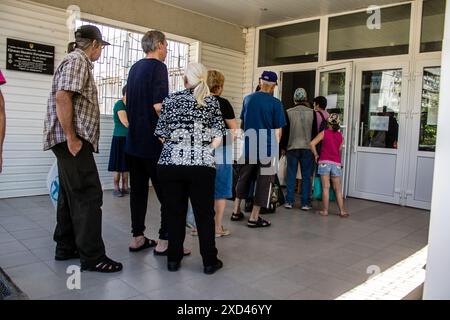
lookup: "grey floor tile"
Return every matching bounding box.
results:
[0,195,429,300]
[0,239,29,256]
[14,273,70,300]
[277,265,327,287]
[30,247,55,261]
[210,283,276,300]
[9,228,52,241]
[0,232,17,244]
[309,276,356,298]
[0,250,41,269]
[145,283,204,300]
[248,274,307,299]
[287,288,333,300]
[21,236,55,250]
[41,279,140,300]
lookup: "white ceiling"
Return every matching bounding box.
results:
[155,0,409,28]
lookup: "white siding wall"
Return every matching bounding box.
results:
[200,43,245,117]
[244,27,257,99]
[0,0,115,198]
[0,0,248,199]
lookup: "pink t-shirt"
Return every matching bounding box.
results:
[0,70,5,86]
[319,129,343,166]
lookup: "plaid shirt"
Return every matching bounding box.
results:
[43,49,100,152]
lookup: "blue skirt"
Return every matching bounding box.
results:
[108,136,129,172]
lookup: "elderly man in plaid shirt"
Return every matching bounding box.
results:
[43,25,122,273]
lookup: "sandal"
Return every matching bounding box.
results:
[129,237,157,252]
[231,212,244,222]
[317,211,329,217]
[247,217,271,228]
[81,257,123,273]
[338,212,350,218]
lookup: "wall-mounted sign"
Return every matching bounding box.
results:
[6,38,55,75]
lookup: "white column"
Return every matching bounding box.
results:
[424,0,450,300]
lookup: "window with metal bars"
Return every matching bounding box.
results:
[76,20,189,115]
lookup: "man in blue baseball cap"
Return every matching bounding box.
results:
[260,71,278,85]
[231,71,286,229]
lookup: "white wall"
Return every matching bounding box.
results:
[0,0,118,198]
[424,0,450,300]
[0,0,247,199]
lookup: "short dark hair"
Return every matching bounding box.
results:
[313,96,327,110]
[122,85,127,97]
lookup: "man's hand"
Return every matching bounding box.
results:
[67,137,83,157]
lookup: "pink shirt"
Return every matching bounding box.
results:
[319,129,343,166]
[0,70,5,85]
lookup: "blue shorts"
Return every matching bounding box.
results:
[215,163,233,199]
[318,163,342,177]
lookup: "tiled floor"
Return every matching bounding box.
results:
[0,191,430,300]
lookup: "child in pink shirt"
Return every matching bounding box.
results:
[310,113,348,218]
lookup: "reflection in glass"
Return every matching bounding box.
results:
[419,67,440,152]
[319,70,346,117]
[258,20,320,67]
[328,4,411,60]
[421,0,446,53]
[359,70,402,149]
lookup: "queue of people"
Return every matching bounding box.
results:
[43,25,348,276]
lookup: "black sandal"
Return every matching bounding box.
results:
[129,237,157,252]
[247,217,271,228]
[81,257,123,273]
[231,212,244,222]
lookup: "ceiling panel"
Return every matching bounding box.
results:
[155,0,410,27]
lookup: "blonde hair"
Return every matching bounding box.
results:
[207,70,225,94]
[185,63,210,107]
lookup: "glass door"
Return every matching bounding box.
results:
[315,63,353,195]
[405,60,441,210]
[349,62,410,204]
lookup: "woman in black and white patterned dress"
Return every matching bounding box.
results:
[155,63,226,275]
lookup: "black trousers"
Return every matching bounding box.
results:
[236,161,275,209]
[157,165,218,267]
[52,141,106,267]
[129,156,168,239]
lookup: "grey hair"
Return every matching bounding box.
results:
[142,30,166,54]
[185,63,210,107]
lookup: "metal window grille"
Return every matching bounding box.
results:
[76,20,189,115]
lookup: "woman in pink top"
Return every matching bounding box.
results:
[310,114,348,218]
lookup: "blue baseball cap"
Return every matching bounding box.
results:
[260,71,278,84]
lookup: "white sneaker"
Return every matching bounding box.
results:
[301,205,312,211]
[285,203,293,209]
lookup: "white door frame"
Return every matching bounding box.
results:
[348,60,411,204]
[404,59,441,210]
[315,62,353,196]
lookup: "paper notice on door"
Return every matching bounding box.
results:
[427,107,438,126]
[370,116,389,131]
[326,94,338,110]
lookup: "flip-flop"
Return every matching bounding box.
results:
[129,238,157,252]
[338,213,350,218]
